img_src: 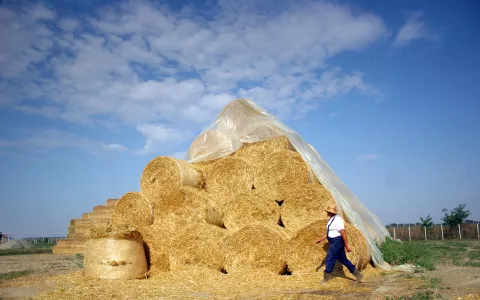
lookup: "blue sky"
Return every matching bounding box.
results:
[0,0,479,236]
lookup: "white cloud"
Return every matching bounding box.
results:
[393,12,433,47]
[135,124,191,154]
[0,1,388,152]
[358,154,379,161]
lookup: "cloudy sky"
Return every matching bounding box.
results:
[0,0,479,235]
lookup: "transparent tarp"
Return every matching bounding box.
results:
[186,99,413,272]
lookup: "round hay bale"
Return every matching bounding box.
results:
[287,220,369,275]
[233,135,293,166]
[111,192,154,228]
[223,224,287,274]
[254,150,309,201]
[206,157,254,206]
[84,233,147,280]
[223,191,280,231]
[153,187,208,228]
[188,130,235,161]
[138,225,169,271]
[281,184,335,232]
[169,223,227,271]
[140,157,202,206]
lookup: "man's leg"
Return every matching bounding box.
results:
[322,239,342,284]
[338,249,363,282]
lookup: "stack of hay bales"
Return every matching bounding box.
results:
[53,199,118,254]
[105,134,370,277]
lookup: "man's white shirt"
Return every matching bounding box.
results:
[327,215,345,238]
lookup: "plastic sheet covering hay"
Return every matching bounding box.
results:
[206,157,254,206]
[169,223,227,271]
[254,149,310,201]
[223,224,287,274]
[223,191,280,231]
[140,156,202,205]
[84,235,148,280]
[111,192,154,228]
[188,130,236,161]
[287,220,369,275]
[281,184,335,232]
[233,135,293,166]
[153,187,208,229]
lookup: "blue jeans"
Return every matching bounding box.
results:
[325,237,356,274]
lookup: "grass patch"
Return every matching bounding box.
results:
[464,262,480,267]
[385,291,434,300]
[467,250,480,260]
[379,239,435,270]
[0,248,52,256]
[0,270,33,281]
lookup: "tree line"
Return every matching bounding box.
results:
[387,204,475,228]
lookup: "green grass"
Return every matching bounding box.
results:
[0,270,33,281]
[379,238,435,270]
[0,248,52,256]
[467,250,480,260]
[385,291,434,300]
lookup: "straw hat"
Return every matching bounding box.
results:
[324,204,337,215]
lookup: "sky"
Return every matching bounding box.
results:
[0,0,479,236]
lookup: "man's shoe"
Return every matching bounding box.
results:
[321,271,332,284]
[353,268,363,282]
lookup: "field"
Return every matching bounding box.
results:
[0,240,479,299]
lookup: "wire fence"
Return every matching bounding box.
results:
[385,223,480,241]
[0,233,66,244]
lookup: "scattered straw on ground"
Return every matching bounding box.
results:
[223,190,280,231]
[140,157,202,205]
[206,157,254,206]
[111,192,154,228]
[281,184,335,232]
[254,149,310,201]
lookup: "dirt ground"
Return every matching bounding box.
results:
[0,253,479,299]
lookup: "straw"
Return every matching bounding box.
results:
[233,135,293,166]
[111,192,154,228]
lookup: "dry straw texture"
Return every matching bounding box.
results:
[86,224,140,239]
[287,220,369,275]
[233,135,293,166]
[223,191,280,231]
[254,149,310,201]
[223,224,287,274]
[153,187,208,229]
[281,184,335,232]
[84,235,148,280]
[138,225,169,272]
[140,157,202,205]
[206,157,254,206]
[169,223,228,271]
[111,192,154,228]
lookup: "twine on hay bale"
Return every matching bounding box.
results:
[281,184,335,232]
[223,191,280,231]
[111,192,154,228]
[169,223,227,271]
[140,157,202,205]
[254,149,310,201]
[287,220,369,275]
[223,224,287,274]
[188,130,235,161]
[233,135,293,166]
[206,157,254,206]
[84,225,147,280]
[153,187,208,229]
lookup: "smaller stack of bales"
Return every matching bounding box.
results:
[93,134,370,278]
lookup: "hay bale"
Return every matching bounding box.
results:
[169,223,227,271]
[111,192,154,228]
[205,196,224,228]
[84,233,148,280]
[188,130,235,161]
[223,224,287,274]
[138,225,169,271]
[287,220,369,275]
[223,191,280,231]
[153,187,208,229]
[281,184,335,232]
[206,157,254,206]
[140,157,202,205]
[233,135,293,166]
[254,150,309,201]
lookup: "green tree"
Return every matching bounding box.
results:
[442,204,471,227]
[420,215,433,229]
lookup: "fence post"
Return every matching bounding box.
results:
[424,226,427,240]
[458,224,462,239]
[477,223,479,240]
[441,224,444,240]
[393,227,396,239]
[408,226,411,241]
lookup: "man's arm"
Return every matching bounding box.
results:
[339,229,352,252]
[315,233,327,244]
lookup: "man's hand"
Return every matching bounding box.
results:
[345,245,352,253]
[315,239,323,244]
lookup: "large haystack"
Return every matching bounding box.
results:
[233,135,293,166]
[111,192,153,227]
